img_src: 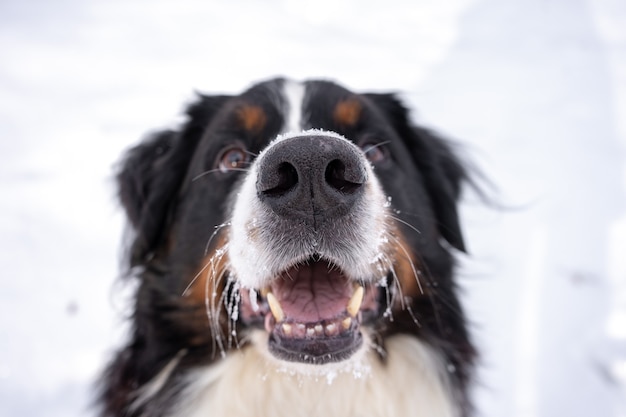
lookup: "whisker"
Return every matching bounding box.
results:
[182,258,213,297]
[203,256,217,355]
[192,167,250,182]
[404,302,421,328]
[181,227,230,297]
[220,279,242,351]
[204,222,230,256]
[209,276,226,356]
[388,214,422,235]
[384,267,398,321]
[218,279,231,348]
[362,140,390,154]
[388,263,405,312]
[196,243,230,358]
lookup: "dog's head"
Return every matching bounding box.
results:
[117,77,472,383]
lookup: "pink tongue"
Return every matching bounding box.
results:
[272,261,352,323]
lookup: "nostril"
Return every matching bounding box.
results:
[325,159,363,194]
[261,162,299,197]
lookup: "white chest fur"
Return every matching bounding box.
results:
[168,334,457,417]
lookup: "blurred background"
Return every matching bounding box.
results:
[1,0,625,416]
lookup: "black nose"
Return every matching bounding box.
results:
[256,134,367,223]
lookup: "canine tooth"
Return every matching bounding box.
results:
[341,317,352,330]
[282,323,292,335]
[314,324,323,335]
[346,285,364,317]
[266,292,285,322]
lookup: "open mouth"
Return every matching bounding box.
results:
[239,256,381,364]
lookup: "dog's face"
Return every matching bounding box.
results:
[116,78,471,382]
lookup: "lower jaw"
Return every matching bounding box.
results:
[248,329,372,374]
[267,329,364,365]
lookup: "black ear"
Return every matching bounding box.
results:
[117,94,231,265]
[364,93,467,252]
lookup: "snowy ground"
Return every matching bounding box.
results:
[1,0,625,416]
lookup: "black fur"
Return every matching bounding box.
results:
[118,95,233,265]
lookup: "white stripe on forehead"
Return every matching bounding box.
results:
[282,80,306,134]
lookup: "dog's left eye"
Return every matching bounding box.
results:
[218,146,249,173]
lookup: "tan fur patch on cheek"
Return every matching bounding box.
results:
[178,232,241,349]
[333,98,362,127]
[236,104,267,134]
[183,234,230,308]
[391,233,428,299]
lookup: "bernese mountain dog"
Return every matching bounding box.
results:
[99,78,476,417]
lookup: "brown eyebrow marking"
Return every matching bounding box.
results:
[333,98,362,127]
[236,104,267,134]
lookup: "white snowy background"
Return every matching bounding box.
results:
[1,0,625,416]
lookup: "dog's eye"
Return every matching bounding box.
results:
[218,146,249,173]
[361,142,387,163]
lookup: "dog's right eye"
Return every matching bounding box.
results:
[217,146,249,173]
[361,141,388,164]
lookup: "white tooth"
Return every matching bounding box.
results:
[282,323,292,335]
[314,324,323,335]
[325,323,337,335]
[347,285,364,317]
[266,292,285,322]
[342,317,352,330]
[306,327,315,337]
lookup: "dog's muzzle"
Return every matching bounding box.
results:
[229,131,392,364]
